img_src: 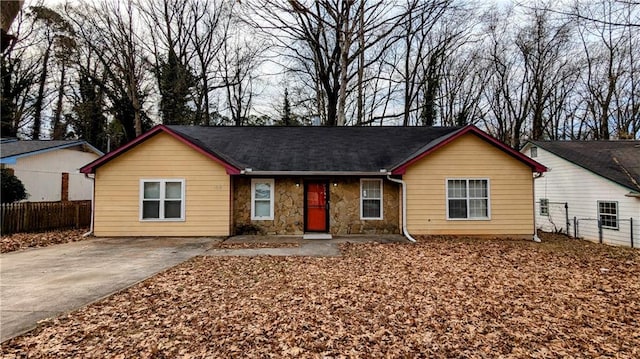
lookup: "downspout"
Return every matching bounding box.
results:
[386,175,416,243]
[83,173,95,237]
[532,172,544,243]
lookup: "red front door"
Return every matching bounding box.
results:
[305,182,329,232]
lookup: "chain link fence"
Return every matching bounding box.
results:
[536,200,636,248]
[574,217,636,248]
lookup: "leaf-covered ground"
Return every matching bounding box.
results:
[3,234,639,358]
[0,229,89,253]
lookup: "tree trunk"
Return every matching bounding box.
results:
[32,42,52,139]
[52,61,67,140]
[356,3,364,125]
[326,91,338,127]
[337,1,351,127]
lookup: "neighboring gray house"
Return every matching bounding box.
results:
[521,140,640,248]
[1,139,103,202]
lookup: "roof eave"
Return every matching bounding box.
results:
[240,170,390,176]
[391,125,548,175]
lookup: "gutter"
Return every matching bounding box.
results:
[240,169,389,176]
[386,175,416,243]
[83,174,95,237]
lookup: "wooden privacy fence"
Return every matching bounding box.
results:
[1,201,91,235]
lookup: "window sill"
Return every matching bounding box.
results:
[446,217,491,221]
[361,217,383,221]
[140,218,186,222]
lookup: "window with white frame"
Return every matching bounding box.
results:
[251,179,274,220]
[530,146,538,158]
[598,201,618,230]
[446,179,490,219]
[140,179,185,221]
[361,179,383,220]
[540,198,549,216]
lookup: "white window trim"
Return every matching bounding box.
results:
[597,200,619,230]
[251,178,275,220]
[139,179,186,222]
[445,178,491,221]
[540,198,549,216]
[360,178,383,220]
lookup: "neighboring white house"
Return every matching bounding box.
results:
[1,139,103,202]
[521,140,640,248]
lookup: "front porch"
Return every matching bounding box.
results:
[232,177,401,236]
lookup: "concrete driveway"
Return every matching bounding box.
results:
[0,236,221,342]
[1,234,404,342]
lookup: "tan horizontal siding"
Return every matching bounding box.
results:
[405,133,534,236]
[94,132,230,237]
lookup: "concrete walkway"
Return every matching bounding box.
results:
[1,234,406,342]
[208,234,406,256]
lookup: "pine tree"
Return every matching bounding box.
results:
[282,88,291,126]
[158,48,195,125]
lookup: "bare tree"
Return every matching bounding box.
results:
[245,0,406,126]
[515,4,575,141]
[438,48,488,127]
[480,3,578,147]
[573,0,639,139]
[187,0,229,125]
[65,0,151,142]
[139,0,197,125]
[220,30,263,125]
[27,6,74,139]
[0,0,23,52]
[51,34,76,139]
[1,8,39,138]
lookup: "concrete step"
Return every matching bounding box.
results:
[303,233,333,240]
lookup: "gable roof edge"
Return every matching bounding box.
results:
[392,125,547,175]
[1,140,103,165]
[79,125,241,174]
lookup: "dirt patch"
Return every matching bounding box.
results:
[1,229,89,253]
[2,232,639,357]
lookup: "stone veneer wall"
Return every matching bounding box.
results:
[233,177,305,235]
[233,177,401,235]
[329,177,400,235]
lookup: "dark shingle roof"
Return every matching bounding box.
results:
[1,140,87,158]
[531,140,640,192]
[167,126,461,172]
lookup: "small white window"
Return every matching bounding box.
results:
[446,179,490,220]
[251,179,274,220]
[598,201,618,230]
[531,146,538,158]
[540,198,549,216]
[361,179,383,220]
[140,179,185,221]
